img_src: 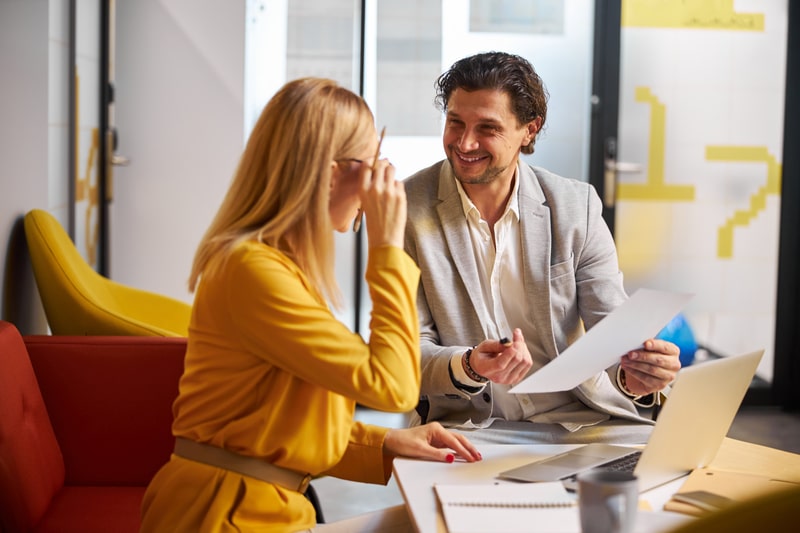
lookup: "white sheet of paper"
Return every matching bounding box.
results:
[509,288,693,394]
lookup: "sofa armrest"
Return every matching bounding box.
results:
[24,335,186,486]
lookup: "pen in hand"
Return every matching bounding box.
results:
[352,126,386,233]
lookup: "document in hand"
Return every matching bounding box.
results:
[434,482,578,533]
[509,288,693,394]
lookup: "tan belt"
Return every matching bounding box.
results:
[173,437,312,493]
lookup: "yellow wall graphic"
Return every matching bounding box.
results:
[706,146,782,259]
[617,87,695,202]
[622,0,764,30]
[75,72,100,268]
[618,86,782,261]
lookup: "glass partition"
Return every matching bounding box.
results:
[245,0,596,334]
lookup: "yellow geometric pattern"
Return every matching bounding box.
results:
[706,146,782,258]
[617,87,695,201]
[622,0,764,31]
[75,72,101,268]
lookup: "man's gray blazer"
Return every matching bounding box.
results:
[403,160,650,426]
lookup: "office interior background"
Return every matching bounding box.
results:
[1,0,798,410]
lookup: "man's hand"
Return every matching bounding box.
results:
[619,338,681,396]
[466,328,532,385]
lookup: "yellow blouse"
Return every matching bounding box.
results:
[141,241,420,532]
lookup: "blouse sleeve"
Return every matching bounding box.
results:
[223,244,421,412]
[322,422,393,485]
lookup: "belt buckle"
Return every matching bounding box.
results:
[298,473,312,493]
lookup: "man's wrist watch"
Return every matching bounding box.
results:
[463,348,489,383]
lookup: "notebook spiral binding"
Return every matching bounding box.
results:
[446,501,577,508]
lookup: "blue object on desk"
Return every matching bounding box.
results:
[657,313,698,366]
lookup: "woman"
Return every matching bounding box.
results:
[140,78,481,532]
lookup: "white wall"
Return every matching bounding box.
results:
[111,0,245,303]
[0,0,55,333]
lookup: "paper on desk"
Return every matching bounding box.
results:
[664,467,800,517]
[510,288,692,394]
[435,482,579,533]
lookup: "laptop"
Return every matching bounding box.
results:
[498,349,764,492]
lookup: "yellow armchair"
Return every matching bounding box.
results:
[23,209,191,336]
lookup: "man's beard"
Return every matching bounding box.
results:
[447,152,509,186]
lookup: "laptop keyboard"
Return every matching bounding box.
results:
[599,450,642,472]
[562,450,643,484]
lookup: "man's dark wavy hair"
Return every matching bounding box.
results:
[434,51,548,155]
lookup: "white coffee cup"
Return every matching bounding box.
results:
[577,470,638,533]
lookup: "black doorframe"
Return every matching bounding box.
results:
[589,0,621,236]
[588,1,798,410]
[353,0,367,335]
[773,1,800,411]
[68,0,77,239]
[98,0,111,277]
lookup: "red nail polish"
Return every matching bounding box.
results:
[446,453,455,463]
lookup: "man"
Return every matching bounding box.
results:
[403,51,680,443]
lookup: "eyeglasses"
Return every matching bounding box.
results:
[336,158,364,165]
[352,127,386,232]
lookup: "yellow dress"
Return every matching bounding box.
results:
[140,241,420,532]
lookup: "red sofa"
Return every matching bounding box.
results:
[0,320,186,533]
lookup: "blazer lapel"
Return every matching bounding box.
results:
[517,165,559,360]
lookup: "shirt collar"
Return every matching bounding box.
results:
[453,165,520,222]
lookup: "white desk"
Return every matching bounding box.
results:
[393,437,800,533]
[393,444,694,533]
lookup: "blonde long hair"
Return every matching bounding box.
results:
[189,78,375,308]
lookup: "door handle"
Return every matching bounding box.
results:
[105,128,131,202]
[111,154,130,166]
[603,137,642,208]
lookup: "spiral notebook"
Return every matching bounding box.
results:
[434,482,579,533]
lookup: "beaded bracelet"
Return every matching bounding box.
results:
[463,348,489,383]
